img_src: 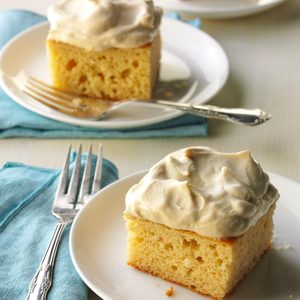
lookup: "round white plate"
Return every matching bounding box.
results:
[0,18,229,129]
[70,171,300,300]
[157,0,287,19]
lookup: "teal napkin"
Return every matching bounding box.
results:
[0,10,207,138]
[0,154,118,299]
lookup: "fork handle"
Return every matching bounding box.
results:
[156,100,271,126]
[26,220,69,300]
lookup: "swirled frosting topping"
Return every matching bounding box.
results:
[47,0,162,51]
[125,147,279,239]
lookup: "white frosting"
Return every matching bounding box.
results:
[47,0,162,51]
[125,147,279,239]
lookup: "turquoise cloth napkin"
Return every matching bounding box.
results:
[0,10,207,138]
[0,154,118,299]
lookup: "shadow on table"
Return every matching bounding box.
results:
[205,73,245,136]
[202,0,300,137]
[252,0,300,25]
[242,0,300,33]
[204,0,300,25]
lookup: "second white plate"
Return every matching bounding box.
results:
[70,171,300,300]
[156,0,287,19]
[0,18,229,129]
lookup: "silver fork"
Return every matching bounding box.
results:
[26,144,103,300]
[2,70,271,126]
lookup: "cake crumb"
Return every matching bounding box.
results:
[273,243,292,250]
[273,237,292,251]
[164,91,174,98]
[165,287,174,297]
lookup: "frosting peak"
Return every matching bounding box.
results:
[125,147,279,239]
[47,0,162,51]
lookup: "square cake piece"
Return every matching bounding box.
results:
[46,35,161,101]
[124,205,275,299]
[47,0,162,101]
[124,147,279,299]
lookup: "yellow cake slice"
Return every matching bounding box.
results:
[47,0,162,101]
[124,204,275,299]
[124,147,279,299]
[47,35,161,101]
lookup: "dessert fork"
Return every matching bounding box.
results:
[26,144,103,300]
[2,70,271,126]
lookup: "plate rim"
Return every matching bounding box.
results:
[0,18,229,129]
[69,170,146,300]
[157,0,287,18]
[69,169,300,299]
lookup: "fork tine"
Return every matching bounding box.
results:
[67,145,82,203]
[91,144,103,195]
[28,77,97,112]
[55,145,71,197]
[28,76,74,101]
[23,89,76,113]
[77,145,93,204]
[23,80,101,119]
[24,85,76,110]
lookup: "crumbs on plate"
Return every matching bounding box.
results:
[165,287,174,297]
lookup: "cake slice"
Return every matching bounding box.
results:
[47,0,162,101]
[124,205,275,299]
[124,147,279,299]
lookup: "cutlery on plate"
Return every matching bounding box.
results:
[2,70,271,126]
[26,144,103,300]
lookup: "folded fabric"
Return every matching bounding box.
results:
[0,10,207,138]
[0,154,119,300]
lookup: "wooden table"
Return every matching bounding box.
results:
[0,0,299,298]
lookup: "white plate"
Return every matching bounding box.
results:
[157,0,287,19]
[0,18,229,129]
[70,171,300,300]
